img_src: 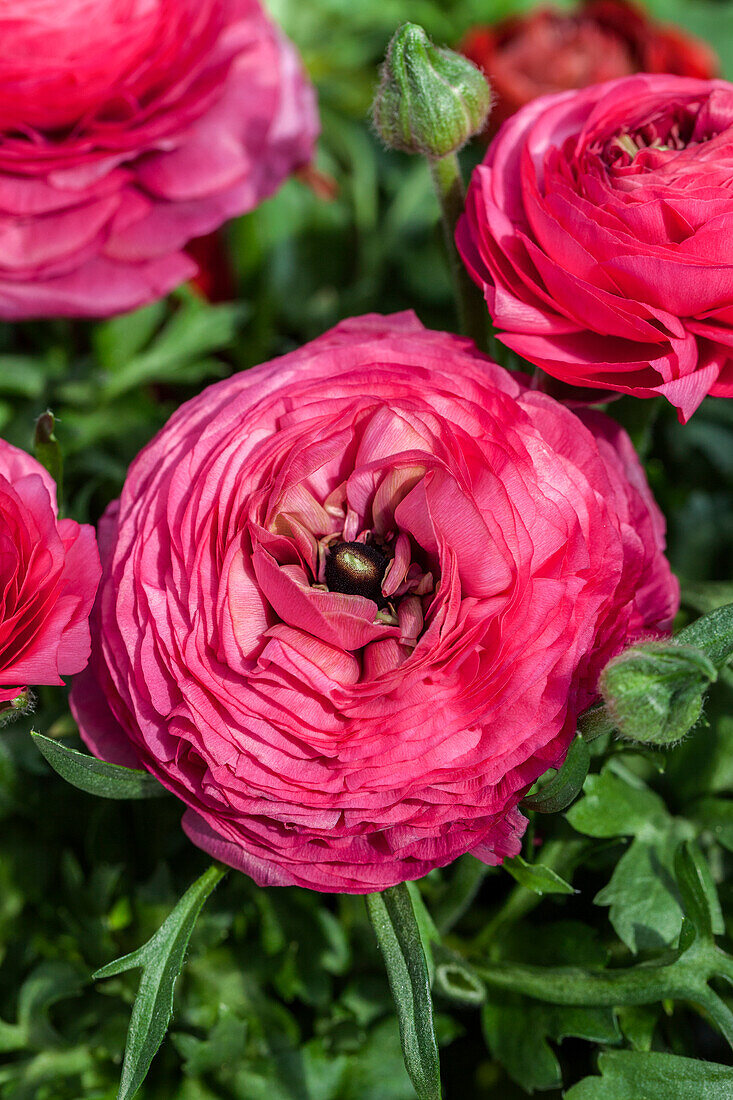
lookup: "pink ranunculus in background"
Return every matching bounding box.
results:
[0,440,101,710]
[456,74,733,422]
[71,314,678,893]
[459,1,718,136]
[0,0,318,320]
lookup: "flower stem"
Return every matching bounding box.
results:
[429,153,488,351]
[473,939,733,1049]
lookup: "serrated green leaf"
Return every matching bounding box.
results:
[32,732,168,800]
[94,862,228,1100]
[482,995,620,1094]
[522,735,590,813]
[565,1050,733,1099]
[594,836,687,954]
[366,883,441,1100]
[504,855,576,895]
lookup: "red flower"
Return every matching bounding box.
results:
[0,0,317,319]
[0,440,100,709]
[460,1,717,134]
[456,74,733,421]
[71,314,677,893]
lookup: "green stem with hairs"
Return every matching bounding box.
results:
[429,153,488,352]
[474,940,733,1047]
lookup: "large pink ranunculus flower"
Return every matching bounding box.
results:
[0,0,318,320]
[0,439,101,710]
[71,314,678,892]
[456,74,733,421]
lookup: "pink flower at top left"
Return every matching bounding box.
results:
[0,440,100,711]
[0,0,318,319]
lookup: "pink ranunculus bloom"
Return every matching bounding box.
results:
[0,0,318,320]
[71,314,678,893]
[0,440,101,710]
[456,74,733,422]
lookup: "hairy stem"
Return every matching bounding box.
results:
[429,153,488,351]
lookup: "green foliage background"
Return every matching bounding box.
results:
[3,1,733,1097]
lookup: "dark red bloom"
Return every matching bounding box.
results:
[460,1,718,134]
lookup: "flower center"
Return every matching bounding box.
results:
[325,541,389,605]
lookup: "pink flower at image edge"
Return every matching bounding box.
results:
[71,314,678,892]
[457,74,733,421]
[0,0,318,320]
[0,440,100,706]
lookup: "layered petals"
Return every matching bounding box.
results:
[0,439,100,705]
[457,74,733,420]
[71,314,678,892]
[0,0,318,318]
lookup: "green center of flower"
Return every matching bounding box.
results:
[325,541,389,604]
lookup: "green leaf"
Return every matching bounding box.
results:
[594,834,688,954]
[522,735,591,813]
[366,883,441,1100]
[568,768,719,951]
[0,356,46,397]
[690,796,733,851]
[565,1050,733,1100]
[0,960,84,1053]
[405,881,440,986]
[94,862,228,1100]
[676,603,733,671]
[566,769,667,838]
[482,996,620,1094]
[682,581,733,617]
[32,732,168,800]
[100,298,247,399]
[674,840,724,940]
[503,855,576,896]
[93,300,167,370]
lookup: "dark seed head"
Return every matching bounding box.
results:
[325,541,389,604]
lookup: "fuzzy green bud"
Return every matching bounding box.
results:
[372,23,492,159]
[600,642,717,746]
[0,688,33,727]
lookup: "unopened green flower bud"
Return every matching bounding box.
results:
[600,642,717,746]
[34,409,63,501]
[0,688,33,727]
[372,23,492,159]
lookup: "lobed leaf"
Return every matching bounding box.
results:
[565,1050,733,1099]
